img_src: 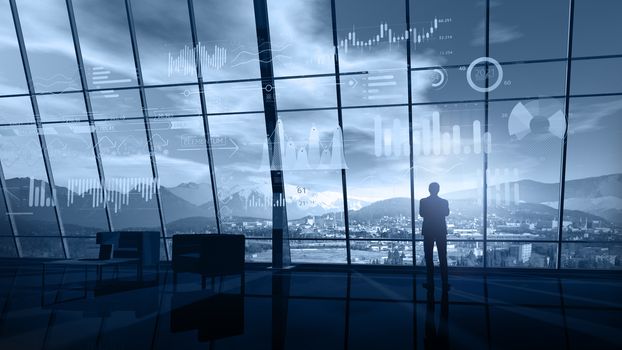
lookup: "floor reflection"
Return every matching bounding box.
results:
[0,262,620,350]
[424,288,449,349]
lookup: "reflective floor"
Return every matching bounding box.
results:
[0,260,621,350]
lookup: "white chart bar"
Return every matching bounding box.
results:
[473,120,482,154]
[452,125,461,155]
[432,111,441,155]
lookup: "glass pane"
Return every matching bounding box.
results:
[571,57,622,96]
[73,0,136,89]
[411,66,481,104]
[487,242,557,268]
[267,0,335,76]
[131,0,196,84]
[42,123,109,237]
[246,239,272,262]
[489,62,566,100]
[20,237,64,258]
[144,85,201,117]
[0,237,17,258]
[487,100,564,240]
[0,97,33,125]
[95,120,160,230]
[489,0,569,61]
[573,0,622,57]
[16,0,81,93]
[343,106,412,239]
[0,0,28,95]
[208,113,272,239]
[0,182,13,240]
[562,243,622,270]
[66,237,98,259]
[414,241,484,267]
[194,0,261,81]
[412,103,484,240]
[336,0,408,106]
[350,240,413,265]
[409,0,485,68]
[148,117,217,235]
[275,111,346,239]
[275,77,337,110]
[564,97,622,241]
[290,239,347,264]
[0,125,61,236]
[37,92,87,123]
[204,81,264,114]
[162,239,169,261]
[91,88,143,120]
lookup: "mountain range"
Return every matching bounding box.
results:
[444,173,622,225]
[2,173,620,233]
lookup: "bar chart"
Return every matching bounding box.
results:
[374,111,492,158]
[487,168,521,206]
[66,177,159,213]
[89,66,133,100]
[28,178,54,207]
[168,43,227,77]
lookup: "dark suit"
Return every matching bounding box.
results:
[419,195,449,285]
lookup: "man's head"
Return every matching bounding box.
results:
[428,182,440,196]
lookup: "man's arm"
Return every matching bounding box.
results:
[419,199,425,218]
[443,199,450,217]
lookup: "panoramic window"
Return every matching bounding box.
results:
[0,0,619,269]
[15,0,82,93]
[208,113,273,262]
[343,106,412,265]
[563,96,622,269]
[0,0,27,95]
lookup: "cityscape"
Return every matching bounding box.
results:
[220,195,621,269]
[5,173,620,270]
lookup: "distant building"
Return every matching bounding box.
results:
[510,243,532,263]
[385,248,405,265]
[552,219,572,229]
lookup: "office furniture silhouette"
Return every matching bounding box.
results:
[42,231,160,305]
[170,291,244,342]
[172,234,245,290]
[43,279,159,317]
[96,231,160,280]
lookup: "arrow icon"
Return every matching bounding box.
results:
[347,77,358,88]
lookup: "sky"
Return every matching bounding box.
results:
[0,0,620,214]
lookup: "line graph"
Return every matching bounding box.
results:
[260,118,348,171]
[338,17,452,54]
[167,43,293,77]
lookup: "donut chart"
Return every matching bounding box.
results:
[508,99,566,140]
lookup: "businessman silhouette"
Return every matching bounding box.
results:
[419,182,449,290]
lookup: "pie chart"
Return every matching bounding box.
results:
[508,99,566,140]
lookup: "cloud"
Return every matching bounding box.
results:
[472,20,523,46]
[0,0,526,207]
[569,98,622,134]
